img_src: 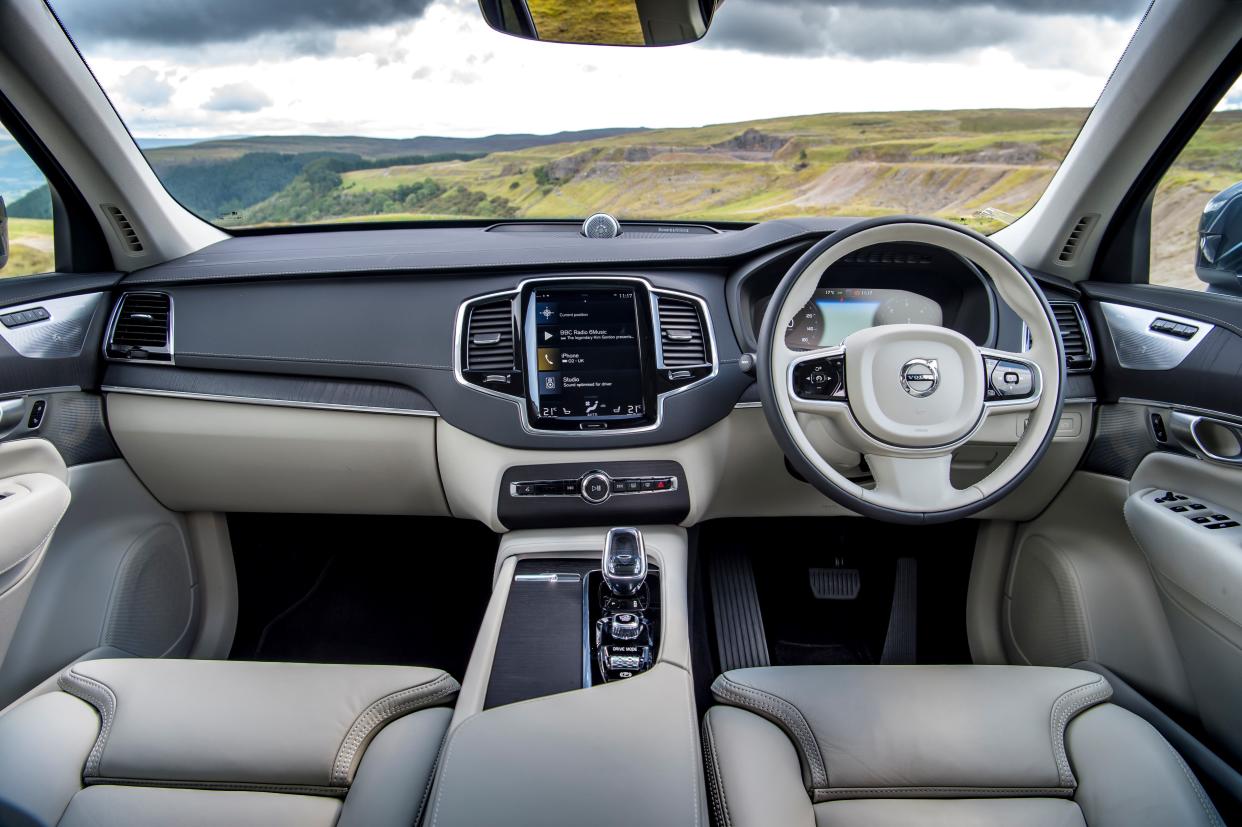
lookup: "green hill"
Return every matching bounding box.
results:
[233,108,1094,231]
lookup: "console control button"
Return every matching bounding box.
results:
[580,471,612,504]
[609,613,642,640]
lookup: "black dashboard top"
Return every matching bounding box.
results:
[120,218,855,286]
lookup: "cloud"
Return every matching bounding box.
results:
[119,65,174,106]
[411,66,433,80]
[50,0,435,46]
[703,0,1148,64]
[203,82,273,113]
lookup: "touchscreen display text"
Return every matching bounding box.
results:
[530,288,645,422]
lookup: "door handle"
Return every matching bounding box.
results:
[1169,411,1242,465]
[0,398,24,438]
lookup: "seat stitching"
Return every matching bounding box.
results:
[683,667,703,827]
[429,706,488,827]
[331,673,459,785]
[58,668,118,779]
[1138,718,1223,827]
[1049,676,1112,787]
[711,675,828,790]
[411,721,453,827]
[82,776,345,797]
[813,785,1076,802]
[701,714,732,827]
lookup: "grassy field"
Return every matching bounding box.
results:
[1,217,53,279]
[318,108,1095,233]
[526,0,645,45]
[4,107,1238,287]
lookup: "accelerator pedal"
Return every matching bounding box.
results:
[809,567,861,600]
[880,557,918,665]
[708,547,771,671]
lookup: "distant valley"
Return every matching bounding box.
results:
[4,108,1240,287]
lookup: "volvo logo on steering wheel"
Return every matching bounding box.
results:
[900,358,940,398]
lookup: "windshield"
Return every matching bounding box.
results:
[45,0,1152,233]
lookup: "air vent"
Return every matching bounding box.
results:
[1056,215,1098,264]
[102,204,145,253]
[465,299,516,371]
[107,292,172,362]
[656,295,709,367]
[1051,301,1094,372]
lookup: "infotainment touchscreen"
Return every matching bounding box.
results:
[526,287,647,425]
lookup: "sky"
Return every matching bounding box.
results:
[47,0,1161,140]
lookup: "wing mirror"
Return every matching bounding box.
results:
[0,197,8,271]
[478,0,718,47]
[1196,181,1242,294]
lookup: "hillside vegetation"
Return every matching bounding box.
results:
[4,108,1240,288]
[229,108,1095,231]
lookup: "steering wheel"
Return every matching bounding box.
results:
[757,217,1065,524]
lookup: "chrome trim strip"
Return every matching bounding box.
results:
[100,386,439,417]
[103,291,176,367]
[733,401,763,409]
[1099,302,1213,371]
[1118,397,1242,428]
[452,275,720,437]
[0,385,82,401]
[514,572,582,583]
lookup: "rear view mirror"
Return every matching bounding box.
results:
[478,0,716,47]
[1196,181,1242,294]
[0,197,8,271]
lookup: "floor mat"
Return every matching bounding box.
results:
[700,518,976,670]
[228,514,498,681]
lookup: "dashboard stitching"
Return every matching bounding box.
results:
[177,351,453,370]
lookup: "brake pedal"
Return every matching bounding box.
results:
[809,567,860,600]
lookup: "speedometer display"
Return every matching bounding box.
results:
[785,288,943,349]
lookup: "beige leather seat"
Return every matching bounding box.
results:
[0,658,459,827]
[702,665,1223,827]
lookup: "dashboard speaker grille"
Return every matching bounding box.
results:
[108,292,172,362]
[466,299,516,370]
[656,295,708,367]
[1050,301,1093,372]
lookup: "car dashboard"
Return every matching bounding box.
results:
[80,217,1096,530]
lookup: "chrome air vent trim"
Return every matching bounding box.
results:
[1024,300,1094,373]
[655,294,710,368]
[104,292,174,365]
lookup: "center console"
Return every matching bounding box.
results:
[483,526,663,708]
[434,525,705,827]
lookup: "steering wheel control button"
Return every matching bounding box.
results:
[792,355,846,401]
[984,357,1035,400]
[580,472,612,504]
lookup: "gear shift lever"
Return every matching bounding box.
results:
[602,527,647,596]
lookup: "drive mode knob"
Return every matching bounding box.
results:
[580,471,611,504]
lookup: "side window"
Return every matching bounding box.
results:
[1149,78,1242,292]
[0,123,55,278]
